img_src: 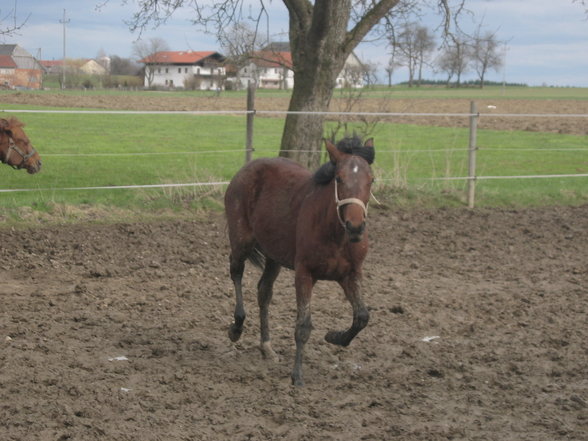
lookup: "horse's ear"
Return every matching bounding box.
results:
[0,119,9,130]
[363,138,375,164]
[324,139,344,163]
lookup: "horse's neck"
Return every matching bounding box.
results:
[310,180,343,232]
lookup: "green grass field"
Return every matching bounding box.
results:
[0,90,586,222]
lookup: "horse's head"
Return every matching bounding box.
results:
[0,118,42,174]
[325,137,375,243]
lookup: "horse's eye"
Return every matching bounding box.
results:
[335,176,342,184]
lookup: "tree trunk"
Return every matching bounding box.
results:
[279,61,341,168]
[279,0,400,169]
[279,0,352,169]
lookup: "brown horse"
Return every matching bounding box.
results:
[0,117,42,174]
[225,136,375,386]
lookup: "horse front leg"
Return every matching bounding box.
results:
[291,268,315,386]
[325,275,369,347]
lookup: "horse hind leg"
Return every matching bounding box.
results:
[228,251,247,342]
[257,258,281,361]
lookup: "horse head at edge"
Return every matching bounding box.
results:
[0,117,42,174]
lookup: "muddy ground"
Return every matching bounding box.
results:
[1,205,587,440]
[2,91,588,134]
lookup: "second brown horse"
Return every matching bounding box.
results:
[225,136,375,386]
[0,117,42,174]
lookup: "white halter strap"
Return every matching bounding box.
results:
[334,178,368,227]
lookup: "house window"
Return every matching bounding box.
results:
[196,68,200,75]
[158,68,161,74]
[185,68,188,73]
[165,68,169,73]
[178,68,182,73]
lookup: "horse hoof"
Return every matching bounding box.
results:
[259,342,280,362]
[228,324,243,342]
[291,375,304,387]
[325,330,349,346]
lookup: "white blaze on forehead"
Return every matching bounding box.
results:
[352,165,359,173]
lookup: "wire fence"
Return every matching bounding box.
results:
[1,102,587,206]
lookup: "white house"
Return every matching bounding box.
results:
[140,51,226,89]
[235,50,294,90]
[335,52,366,89]
[233,44,366,90]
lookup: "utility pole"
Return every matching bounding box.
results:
[60,9,70,89]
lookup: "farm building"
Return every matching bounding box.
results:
[0,44,44,90]
[140,51,226,89]
[230,42,367,90]
[233,49,294,90]
[40,58,110,76]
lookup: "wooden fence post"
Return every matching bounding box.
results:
[245,81,255,163]
[467,101,479,208]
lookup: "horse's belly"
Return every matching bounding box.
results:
[252,211,297,269]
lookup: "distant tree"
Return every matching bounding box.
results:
[414,26,436,86]
[109,55,141,76]
[132,38,170,87]
[385,58,395,87]
[437,34,470,87]
[471,29,503,88]
[361,61,379,88]
[393,22,419,87]
[392,22,435,87]
[0,1,29,36]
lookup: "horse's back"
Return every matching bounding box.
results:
[225,157,312,267]
[225,157,310,209]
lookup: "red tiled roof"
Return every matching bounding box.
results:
[0,55,17,68]
[252,51,293,69]
[40,60,63,67]
[140,51,218,64]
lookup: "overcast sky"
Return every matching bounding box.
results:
[3,0,588,87]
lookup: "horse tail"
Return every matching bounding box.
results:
[247,245,266,270]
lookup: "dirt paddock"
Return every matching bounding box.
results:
[1,205,586,440]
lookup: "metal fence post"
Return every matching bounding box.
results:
[245,81,255,163]
[467,101,479,208]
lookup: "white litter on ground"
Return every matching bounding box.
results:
[108,356,129,361]
[421,336,440,343]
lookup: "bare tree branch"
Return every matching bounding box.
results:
[0,0,30,36]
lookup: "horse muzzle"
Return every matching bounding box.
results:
[345,220,366,242]
[26,159,42,174]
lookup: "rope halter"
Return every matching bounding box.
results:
[2,137,38,170]
[334,178,368,228]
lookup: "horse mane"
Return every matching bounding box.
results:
[313,135,375,185]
